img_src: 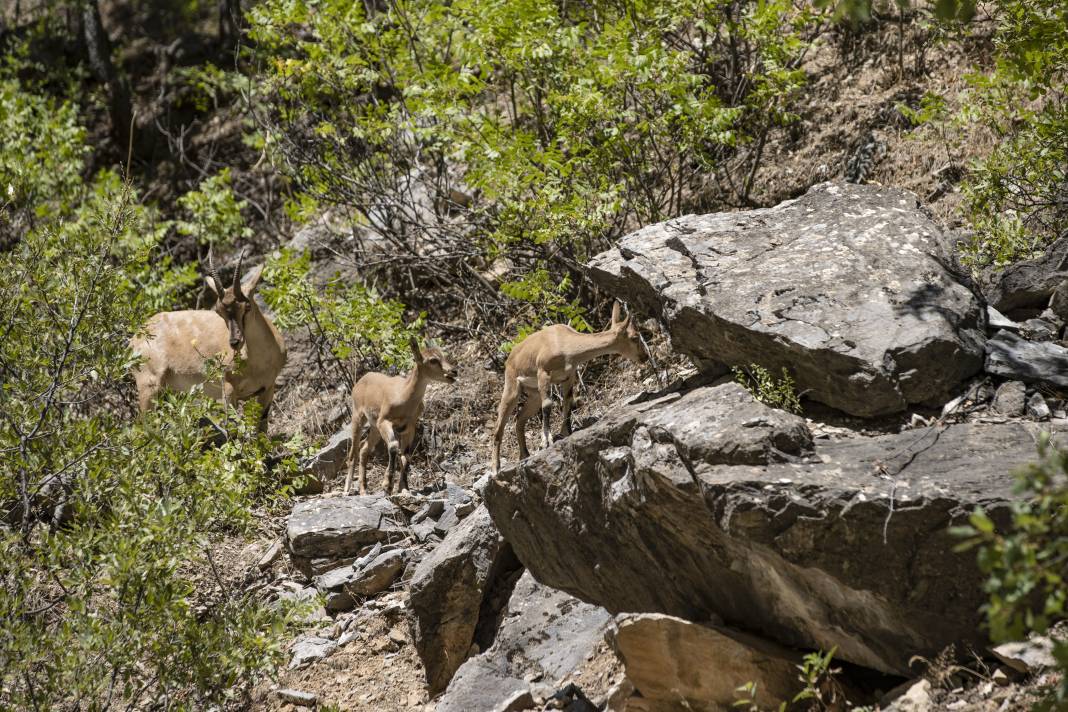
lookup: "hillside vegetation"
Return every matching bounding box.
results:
[0,0,1065,709]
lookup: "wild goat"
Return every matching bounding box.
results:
[130,249,287,430]
[491,302,646,474]
[343,338,458,496]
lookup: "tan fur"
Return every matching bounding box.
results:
[491,302,646,474]
[344,338,458,495]
[130,252,286,430]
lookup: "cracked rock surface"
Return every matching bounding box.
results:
[485,382,1035,675]
[588,181,985,417]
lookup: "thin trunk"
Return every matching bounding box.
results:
[83,0,133,154]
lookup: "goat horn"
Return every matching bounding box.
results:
[206,245,223,291]
[233,247,247,298]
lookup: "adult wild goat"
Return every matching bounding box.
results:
[343,338,458,496]
[491,302,646,474]
[130,249,287,430]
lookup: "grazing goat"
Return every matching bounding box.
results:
[343,338,458,496]
[491,302,646,474]
[130,249,287,430]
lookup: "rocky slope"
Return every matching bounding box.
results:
[251,183,1068,711]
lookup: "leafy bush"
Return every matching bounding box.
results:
[0,76,89,245]
[247,0,817,325]
[175,167,253,248]
[954,0,1067,268]
[261,247,423,388]
[732,364,802,413]
[955,436,1068,709]
[0,80,295,708]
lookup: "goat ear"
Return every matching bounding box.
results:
[241,263,265,297]
[409,336,423,362]
[611,301,622,327]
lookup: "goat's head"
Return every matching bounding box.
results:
[205,247,264,352]
[610,301,647,364]
[410,337,459,384]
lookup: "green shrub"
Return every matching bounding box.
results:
[732,364,802,413]
[0,76,89,244]
[175,167,253,248]
[955,0,1066,268]
[0,98,295,709]
[261,247,423,388]
[247,0,816,323]
[954,435,1068,709]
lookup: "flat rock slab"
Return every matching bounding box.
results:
[287,496,407,575]
[611,613,801,711]
[985,330,1068,390]
[485,382,1036,675]
[589,182,985,417]
[438,572,612,712]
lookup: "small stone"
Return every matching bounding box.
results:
[495,690,535,712]
[388,626,407,645]
[412,500,445,524]
[258,540,283,570]
[276,689,318,707]
[1020,318,1057,342]
[991,381,1027,416]
[992,636,1057,674]
[992,668,1011,686]
[434,504,461,536]
[412,519,437,542]
[1027,393,1051,421]
[987,306,1020,332]
[289,636,336,669]
[347,548,407,596]
[891,679,933,711]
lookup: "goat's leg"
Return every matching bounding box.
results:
[491,372,520,475]
[560,374,578,437]
[134,370,161,413]
[379,420,400,494]
[514,389,540,461]
[255,384,275,433]
[343,409,366,496]
[537,370,553,449]
[397,422,417,493]
[358,425,380,496]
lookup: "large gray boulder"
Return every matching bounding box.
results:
[588,182,985,417]
[408,505,521,694]
[438,572,612,712]
[485,382,1035,676]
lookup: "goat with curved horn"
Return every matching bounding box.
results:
[130,247,287,430]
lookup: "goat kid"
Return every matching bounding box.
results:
[344,338,458,496]
[491,302,646,475]
[130,249,287,430]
